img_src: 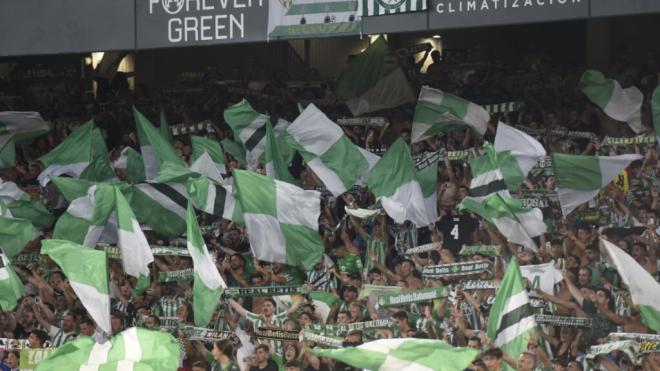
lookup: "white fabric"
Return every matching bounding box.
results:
[287,104,343,156]
[187,237,226,290]
[70,281,111,334]
[276,181,320,230]
[136,183,186,219]
[307,157,347,196]
[380,355,433,371]
[520,262,563,294]
[345,68,415,116]
[494,217,538,251]
[599,154,643,185]
[604,81,645,134]
[495,315,537,347]
[37,162,89,186]
[494,122,546,175]
[244,213,286,264]
[379,180,431,227]
[464,102,489,136]
[118,218,154,278]
[222,185,235,221]
[80,341,112,371]
[0,180,27,203]
[190,151,224,184]
[355,146,381,185]
[140,145,159,180]
[239,115,268,170]
[0,254,10,280]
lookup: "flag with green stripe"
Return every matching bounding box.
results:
[284,104,379,197]
[579,70,645,134]
[116,187,153,292]
[187,203,226,326]
[552,153,642,216]
[334,36,414,116]
[494,122,546,192]
[0,251,25,311]
[415,154,439,223]
[190,135,226,183]
[35,327,180,371]
[487,257,538,364]
[469,143,510,201]
[41,239,111,333]
[311,338,478,371]
[233,169,323,269]
[130,181,189,237]
[366,138,431,227]
[134,106,185,179]
[53,184,116,247]
[412,86,489,143]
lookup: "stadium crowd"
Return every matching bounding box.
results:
[1,42,660,371]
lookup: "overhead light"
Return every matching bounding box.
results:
[432,34,441,39]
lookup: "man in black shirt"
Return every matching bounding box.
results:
[436,210,479,256]
[249,344,278,371]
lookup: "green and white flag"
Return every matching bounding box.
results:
[113,146,146,183]
[41,239,111,333]
[0,139,15,169]
[412,86,489,143]
[160,105,174,145]
[552,153,642,216]
[366,138,431,227]
[362,0,427,16]
[0,251,25,311]
[186,203,226,327]
[130,181,188,237]
[0,214,37,258]
[284,104,378,197]
[267,0,361,40]
[652,85,660,144]
[134,107,185,180]
[190,135,226,182]
[334,36,415,116]
[469,143,510,201]
[233,169,323,269]
[494,122,546,192]
[601,238,660,332]
[53,184,116,247]
[265,120,294,183]
[311,338,479,371]
[223,99,290,171]
[459,194,546,251]
[487,257,538,363]
[35,327,180,371]
[221,138,246,166]
[0,181,55,229]
[579,70,645,134]
[0,111,50,144]
[415,154,439,223]
[38,121,114,186]
[115,187,153,286]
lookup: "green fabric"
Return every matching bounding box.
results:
[134,106,186,167]
[497,150,527,192]
[265,121,294,183]
[221,138,247,166]
[552,153,602,191]
[0,139,15,170]
[0,216,36,257]
[41,240,108,294]
[579,70,615,109]
[416,157,439,197]
[337,254,363,274]
[160,106,174,145]
[39,121,93,167]
[191,135,225,167]
[652,86,660,141]
[0,253,25,311]
[365,138,416,197]
[50,177,96,203]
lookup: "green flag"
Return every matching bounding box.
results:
[190,135,226,183]
[160,105,174,144]
[0,215,37,258]
[0,251,25,311]
[0,139,15,170]
[0,181,55,229]
[264,120,294,183]
[116,186,153,293]
[134,106,185,179]
[53,184,115,247]
[113,147,146,183]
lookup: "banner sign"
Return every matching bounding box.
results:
[136,0,267,49]
[607,333,660,343]
[267,1,361,40]
[423,261,493,278]
[337,117,387,127]
[12,253,42,265]
[518,189,559,210]
[430,0,589,30]
[223,286,309,298]
[514,125,594,140]
[459,245,501,257]
[19,348,56,371]
[586,340,639,364]
[0,338,30,350]
[302,331,343,348]
[414,149,472,170]
[461,280,499,290]
[99,245,191,259]
[378,288,446,307]
[183,326,234,343]
[307,319,393,337]
[160,317,179,329]
[254,328,299,341]
[171,120,214,136]
[358,285,403,300]
[158,268,194,283]
[405,242,441,255]
[602,134,656,146]
[534,315,592,328]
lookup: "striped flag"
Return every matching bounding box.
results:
[334,36,415,116]
[134,107,185,179]
[186,203,226,327]
[41,239,111,334]
[494,122,546,192]
[311,338,479,371]
[365,138,431,227]
[552,153,642,216]
[412,86,489,143]
[601,238,660,332]
[223,99,290,171]
[0,251,25,311]
[0,180,55,229]
[233,169,324,269]
[34,327,180,371]
[53,184,116,247]
[130,182,189,237]
[579,70,645,134]
[113,147,146,183]
[284,104,377,197]
[362,0,427,16]
[487,257,538,362]
[190,135,226,180]
[469,143,510,201]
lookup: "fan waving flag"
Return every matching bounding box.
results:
[363,0,427,16]
[459,194,546,251]
[334,36,415,116]
[366,139,431,227]
[41,240,111,334]
[579,70,646,134]
[487,258,538,363]
[412,86,489,143]
[0,251,25,311]
[233,169,323,269]
[552,153,642,216]
[186,203,226,327]
[601,238,660,332]
[311,338,478,371]
[35,327,180,371]
[494,122,546,192]
[284,104,376,197]
[134,106,186,179]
